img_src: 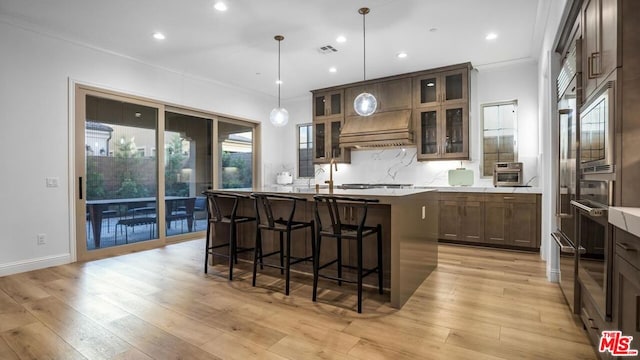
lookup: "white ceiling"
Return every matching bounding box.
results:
[0,0,548,100]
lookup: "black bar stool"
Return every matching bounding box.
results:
[203,191,256,280]
[312,195,383,313]
[251,193,315,295]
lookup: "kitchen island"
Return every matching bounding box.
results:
[210,186,438,309]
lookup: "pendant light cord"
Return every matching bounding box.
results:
[277,38,281,108]
[362,11,366,81]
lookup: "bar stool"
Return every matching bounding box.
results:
[312,195,383,313]
[203,191,256,280]
[251,193,315,295]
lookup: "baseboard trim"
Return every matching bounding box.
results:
[547,268,560,283]
[0,254,72,277]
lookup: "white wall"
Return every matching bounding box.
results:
[0,19,282,275]
[300,60,541,188]
[536,0,568,281]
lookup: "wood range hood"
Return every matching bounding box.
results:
[339,109,413,148]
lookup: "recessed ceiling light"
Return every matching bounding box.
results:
[214,1,227,11]
[275,80,283,85]
[485,32,498,40]
[336,35,347,43]
[329,67,337,73]
[152,32,165,40]
[396,52,408,59]
[429,28,438,33]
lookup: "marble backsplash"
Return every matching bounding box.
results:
[268,147,539,188]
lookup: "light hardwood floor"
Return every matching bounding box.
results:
[0,240,597,359]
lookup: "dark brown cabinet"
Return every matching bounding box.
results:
[582,0,618,101]
[414,65,470,161]
[483,194,540,248]
[344,78,412,117]
[439,193,540,249]
[313,119,350,164]
[439,194,484,243]
[313,90,350,164]
[612,228,640,356]
[313,90,343,119]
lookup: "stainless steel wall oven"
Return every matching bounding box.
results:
[571,179,614,320]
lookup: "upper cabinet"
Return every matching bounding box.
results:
[313,90,344,119]
[414,68,468,108]
[311,62,471,162]
[414,64,470,161]
[582,0,618,101]
[312,90,350,164]
[345,78,412,117]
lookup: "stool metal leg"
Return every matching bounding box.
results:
[285,230,291,296]
[312,232,321,302]
[337,236,343,286]
[252,228,262,287]
[204,221,211,273]
[229,222,236,280]
[377,224,383,294]
[357,231,363,314]
[279,231,284,275]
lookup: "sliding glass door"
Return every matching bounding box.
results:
[76,89,162,260]
[75,85,258,261]
[165,111,213,235]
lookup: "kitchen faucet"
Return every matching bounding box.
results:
[325,158,338,192]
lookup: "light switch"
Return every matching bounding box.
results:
[46,177,59,188]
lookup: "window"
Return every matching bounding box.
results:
[298,124,313,178]
[481,100,518,177]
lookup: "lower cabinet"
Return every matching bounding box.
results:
[612,228,640,357]
[439,192,541,249]
[439,194,484,243]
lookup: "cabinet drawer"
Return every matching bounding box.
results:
[439,193,484,202]
[580,285,610,358]
[615,228,640,270]
[484,194,537,204]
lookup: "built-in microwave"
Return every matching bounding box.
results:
[493,162,523,187]
[580,82,615,174]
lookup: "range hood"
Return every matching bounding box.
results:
[339,109,413,148]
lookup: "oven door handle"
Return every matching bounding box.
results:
[570,200,606,217]
[551,232,576,254]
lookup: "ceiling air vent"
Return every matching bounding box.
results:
[318,45,338,54]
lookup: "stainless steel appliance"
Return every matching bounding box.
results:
[493,162,523,187]
[579,82,615,174]
[571,179,613,320]
[554,45,581,312]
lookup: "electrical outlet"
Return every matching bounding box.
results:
[45,177,59,188]
[37,233,46,245]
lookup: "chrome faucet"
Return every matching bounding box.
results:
[324,158,338,192]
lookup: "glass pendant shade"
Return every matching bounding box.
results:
[270,35,288,127]
[354,7,376,117]
[354,92,377,116]
[269,107,289,127]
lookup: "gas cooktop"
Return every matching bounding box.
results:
[339,183,414,189]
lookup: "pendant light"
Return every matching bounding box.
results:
[269,35,289,127]
[353,7,377,117]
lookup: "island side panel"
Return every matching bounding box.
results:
[390,191,439,308]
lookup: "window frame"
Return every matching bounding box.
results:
[480,99,518,178]
[297,123,314,179]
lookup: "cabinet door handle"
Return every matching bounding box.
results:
[592,52,601,76]
[618,243,637,252]
[587,52,600,79]
[503,196,515,200]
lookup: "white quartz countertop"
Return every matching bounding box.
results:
[215,186,436,197]
[413,185,543,194]
[609,207,640,237]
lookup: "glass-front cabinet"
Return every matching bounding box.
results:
[414,65,470,160]
[414,68,468,108]
[313,90,343,119]
[313,119,350,163]
[312,89,350,164]
[415,103,468,160]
